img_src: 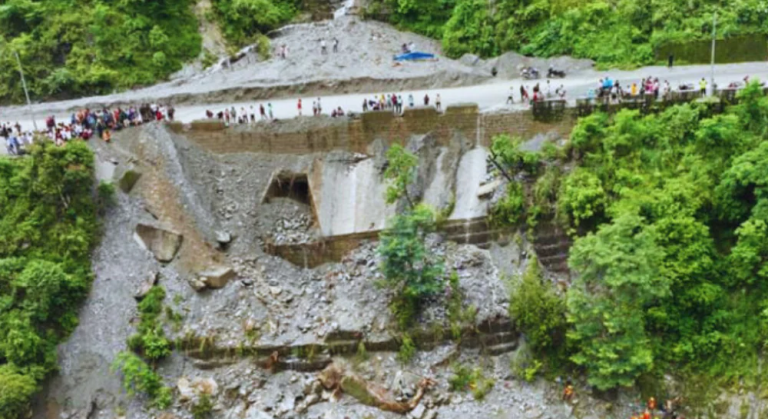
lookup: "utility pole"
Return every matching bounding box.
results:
[710,12,717,96]
[14,51,38,131]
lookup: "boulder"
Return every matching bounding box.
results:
[134,272,159,300]
[177,377,195,402]
[199,266,236,289]
[118,169,142,193]
[134,224,183,263]
[192,377,219,396]
[187,277,207,292]
[409,404,426,419]
[216,231,232,245]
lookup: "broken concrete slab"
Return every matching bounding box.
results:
[477,179,502,199]
[134,224,183,263]
[199,266,236,289]
[118,169,142,193]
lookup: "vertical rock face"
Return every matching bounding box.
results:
[134,224,183,263]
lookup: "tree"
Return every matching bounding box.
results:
[378,144,444,328]
[567,215,668,390]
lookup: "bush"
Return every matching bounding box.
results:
[490,182,526,227]
[129,286,171,362]
[448,363,494,400]
[0,366,37,419]
[111,352,172,409]
[509,256,566,353]
[557,169,606,230]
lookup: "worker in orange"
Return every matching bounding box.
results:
[562,380,574,401]
[642,409,651,419]
[648,397,657,411]
[631,414,639,419]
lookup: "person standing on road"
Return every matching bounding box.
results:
[363,98,368,112]
[507,86,515,104]
[268,103,274,120]
[397,95,403,114]
[333,38,339,53]
[321,39,327,55]
[424,94,430,106]
[436,94,442,111]
[260,104,266,120]
[408,93,414,108]
[317,97,322,114]
[298,98,303,116]
[700,78,707,95]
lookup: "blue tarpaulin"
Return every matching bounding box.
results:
[394,52,436,61]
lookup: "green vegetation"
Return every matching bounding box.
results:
[449,363,495,400]
[497,81,768,391]
[0,0,201,103]
[0,140,98,418]
[192,393,213,419]
[508,256,566,361]
[372,0,768,67]
[379,144,444,328]
[127,286,172,363]
[111,352,172,409]
[114,285,175,408]
[210,0,298,48]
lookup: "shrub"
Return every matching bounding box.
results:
[0,366,37,419]
[111,352,172,409]
[490,182,526,227]
[509,256,566,352]
[448,363,494,400]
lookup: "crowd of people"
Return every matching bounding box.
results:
[508,80,567,105]
[206,104,274,124]
[3,104,175,155]
[362,92,442,113]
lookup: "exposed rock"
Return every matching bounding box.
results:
[118,169,142,193]
[134,224,183,263]
[192,377,220,396]
[424,409,438,419]
[177,377,195,402]
[134,271,158,300]
[216,230,232,246]
[188,277,207,292]
[409,403,426,419]
[244,405,275,419]
[199,266,237,289]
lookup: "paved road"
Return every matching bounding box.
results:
[3,61,768,133]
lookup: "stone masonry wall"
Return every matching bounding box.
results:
[169,104,578,154]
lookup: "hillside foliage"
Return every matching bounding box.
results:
[0,140,99,418]
[494,81,768,390]
[0,0,202,103]
[373,0,768,67]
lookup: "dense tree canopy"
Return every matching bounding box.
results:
[495,81,768,390]
[0,140,99,418]
[373,0,768,67]
[0,0,202,103]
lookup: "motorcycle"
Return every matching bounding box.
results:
[547,67,566,78]
[521,67,540,80]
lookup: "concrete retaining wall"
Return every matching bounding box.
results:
[168,104,576,155]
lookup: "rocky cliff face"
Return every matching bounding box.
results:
[34,122,766,419]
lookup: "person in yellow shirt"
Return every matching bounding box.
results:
[631,83,638,96]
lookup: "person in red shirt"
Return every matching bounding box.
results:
[298,98,303,116]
